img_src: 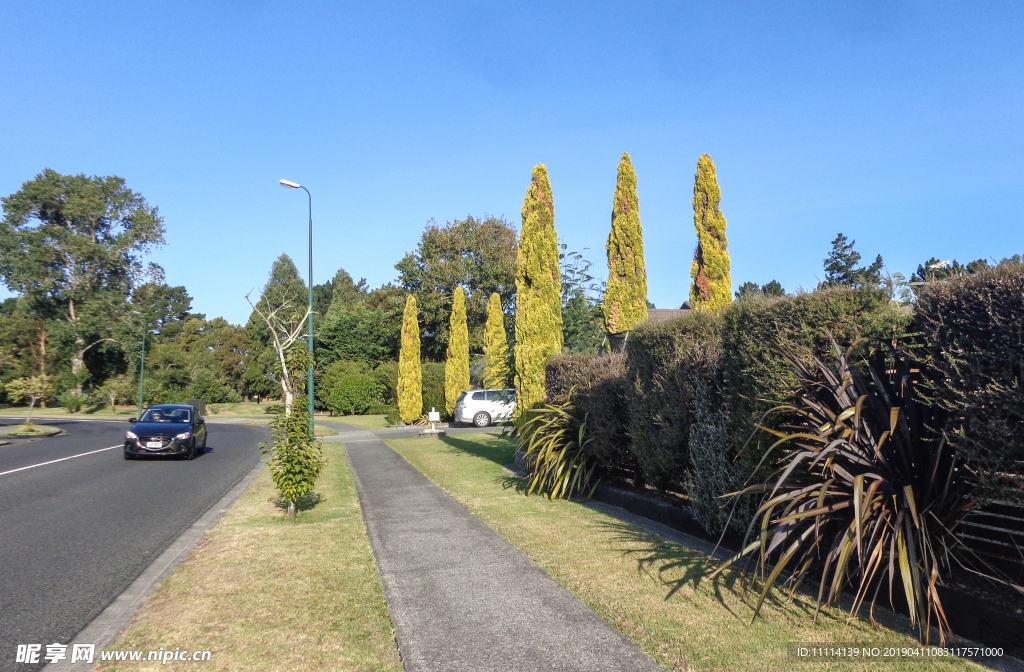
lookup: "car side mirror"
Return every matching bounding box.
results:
[197,417,205,424]
[128,418,137,424]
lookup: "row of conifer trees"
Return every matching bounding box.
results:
[392,152,733,423]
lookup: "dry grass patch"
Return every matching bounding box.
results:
[386,434,982,672]
[96,441,401,672]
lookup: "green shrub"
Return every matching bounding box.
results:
[914,260,1024,498]
[545,352,630,471]
[624,311,722,491]
[372,361,399,404]
[186,369,242,404]
[421,361,448,420]
[325,374,381,415]
[58,390,87,413]
[368,403,394,415]
[384,406,402,426]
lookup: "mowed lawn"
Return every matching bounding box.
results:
[386,433,981,672]
[95,440,401,672]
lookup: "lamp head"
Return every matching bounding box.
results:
[280,179,301,189]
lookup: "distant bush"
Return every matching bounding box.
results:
[326,374,381,415]
[545,352,630,471]
[421,361,448,420]
[186,369,242,404]
[372,361,399,405]
[915,260,1024,498]
[383,406,402,426]
[58,390,87,413]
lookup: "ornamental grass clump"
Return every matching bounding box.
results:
[518,398,602,500]
[711,340,1020,645]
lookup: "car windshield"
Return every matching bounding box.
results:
[140,408,191,423]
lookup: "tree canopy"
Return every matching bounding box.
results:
[396,215,517,359]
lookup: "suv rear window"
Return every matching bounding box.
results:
[456,392,467,403]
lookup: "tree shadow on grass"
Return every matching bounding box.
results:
[272,491,325,514]
[596,518,838,624]
[438,434,517,468]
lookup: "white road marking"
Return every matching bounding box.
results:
[0,445,121,477]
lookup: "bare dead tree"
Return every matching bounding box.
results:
[245,291,311,416]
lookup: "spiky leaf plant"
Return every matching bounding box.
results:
[712,340,1019,644]
[518,397,602,500]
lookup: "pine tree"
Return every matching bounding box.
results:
[689,154,732,310]
[444,286,470,415]
[602,153,648,333]
[514,164,563,415]
[483,292,509,389]
[397,295,422,424]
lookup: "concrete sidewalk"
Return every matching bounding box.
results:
[324,423,662,672]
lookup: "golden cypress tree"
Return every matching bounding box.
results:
[483,292,509,389]
[514,164,563,416]
[602,152,648,333]
[444,286,470,415]
[690,154,732,310]
[397,295,422,424]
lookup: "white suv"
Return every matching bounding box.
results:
[454,388,516,427]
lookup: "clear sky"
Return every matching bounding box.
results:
[1,1,1021,325]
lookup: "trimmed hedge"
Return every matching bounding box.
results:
[545,352,630,470]
[915,261,1024,495]
[624,311,722,490]
[720,287,909,482]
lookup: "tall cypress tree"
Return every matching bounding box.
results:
[689,154,732,310]
[397,295,422,424]
[602,152,648,333]
[444,286,470,415]
[514,164,563,415]
[483,292,509,389]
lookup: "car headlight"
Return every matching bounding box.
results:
[126,431,138,440]
[175,432,191,440]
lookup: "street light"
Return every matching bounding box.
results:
[131,310,147,415]
[280,178,315,434]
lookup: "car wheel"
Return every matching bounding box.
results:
[185,441,196,460]
[201,433,207,449]
[124,452,134,460]
[473,411,491,428]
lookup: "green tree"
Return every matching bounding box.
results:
[5,374,57,425]
[560,246,605,353]
[96,374,133,414]
[483,292,509,389]
[514,164,563,415]
[602,153,648,333]
[821,234,884,289]
[261,393,325,520]
[689,154,732,311]
[397,295,422,424]
[444,286,469,414]
[316,303,397,369]
[735,279,785,300]
[395,215,517,359]
[0,169,165,392]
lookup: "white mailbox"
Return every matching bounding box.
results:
[428,408,441,423]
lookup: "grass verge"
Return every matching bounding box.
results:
[385,433,982,672]
[0,423,61,436]
[329,414,389,430]
[95,441,401,672]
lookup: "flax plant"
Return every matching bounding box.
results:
[711,340,1020,645]
[518,398,601,500]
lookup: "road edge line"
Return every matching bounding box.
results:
[43,457,267,670]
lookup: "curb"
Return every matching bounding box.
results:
[43,458,267,670]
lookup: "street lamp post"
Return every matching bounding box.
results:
[132,311,147,415]
[280,179,315,435]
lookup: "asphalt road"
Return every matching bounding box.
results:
[0,418,266,672]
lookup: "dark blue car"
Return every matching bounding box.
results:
[124,404,208,460]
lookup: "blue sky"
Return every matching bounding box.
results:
[1,1,1021,325]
